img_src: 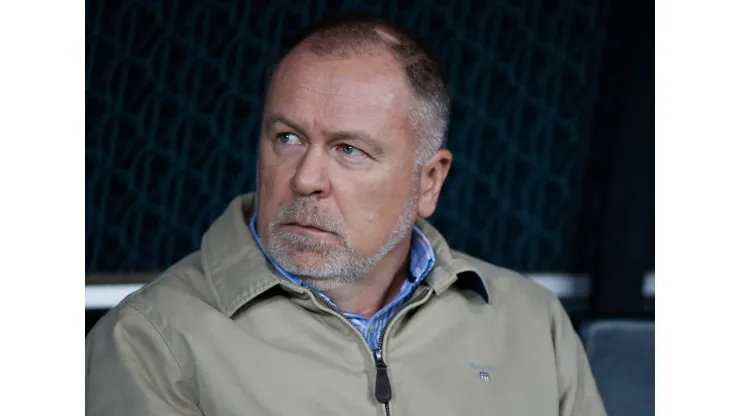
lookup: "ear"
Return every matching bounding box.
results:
[417,149,453,218]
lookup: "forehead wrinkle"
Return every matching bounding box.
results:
[285,84,400,128]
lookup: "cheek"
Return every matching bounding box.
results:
[257,159,294,219]
[364,210,380,223]
[338,179,411,248]
[257,160,276,204]
[259,142,292,193]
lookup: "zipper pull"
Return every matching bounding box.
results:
[374,349,392,404]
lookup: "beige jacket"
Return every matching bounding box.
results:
[85,193,606,415]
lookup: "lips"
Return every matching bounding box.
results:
[285,221,331,234]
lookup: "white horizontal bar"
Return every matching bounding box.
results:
[529,274,591,298]
[85,284,143,309]
[86,273,655,310]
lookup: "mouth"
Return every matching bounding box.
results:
[282,221,334,235]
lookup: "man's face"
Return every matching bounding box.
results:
[256,46,421,289]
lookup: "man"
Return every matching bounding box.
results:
[86,16,606,416]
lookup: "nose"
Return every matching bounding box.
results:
[290,147,330,198]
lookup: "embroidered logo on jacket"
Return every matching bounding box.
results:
[468,362,497,382]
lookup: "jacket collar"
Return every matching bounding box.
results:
[412,217,491,303]
[201,193,491,317]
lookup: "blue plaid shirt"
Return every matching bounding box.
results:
[249,214,435,350]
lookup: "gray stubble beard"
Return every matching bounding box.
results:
[265,180,420,292]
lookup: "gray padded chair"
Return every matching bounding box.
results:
[580,320,655,416]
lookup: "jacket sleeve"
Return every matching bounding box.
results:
[548,295,607,416]
[85,303,201,416]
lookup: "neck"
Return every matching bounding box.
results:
[322,234,413,318]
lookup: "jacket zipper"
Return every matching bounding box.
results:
[309,286,433,416]
[373,348,392,416]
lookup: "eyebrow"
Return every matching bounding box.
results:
[264,113,386,157]
[264,114,310,140]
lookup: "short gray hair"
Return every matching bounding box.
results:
[266,16,450,166]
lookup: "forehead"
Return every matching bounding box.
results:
[266,48,415,136]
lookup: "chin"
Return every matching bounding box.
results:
[285,250,329,265]
[275,251,333,274]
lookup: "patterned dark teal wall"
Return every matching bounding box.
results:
[86,0,611,273]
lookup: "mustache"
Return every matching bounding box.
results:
[271,200,345,236]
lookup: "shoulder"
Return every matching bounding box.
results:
[90,251,219,336]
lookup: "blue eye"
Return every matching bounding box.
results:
[277,133,300,145]
[340,144,362,156]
